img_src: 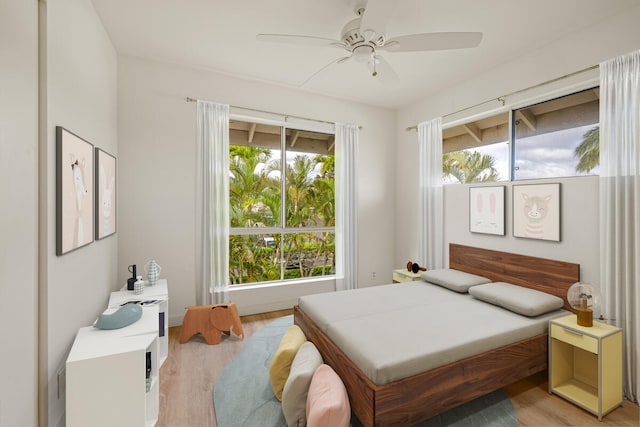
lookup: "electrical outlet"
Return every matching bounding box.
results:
[371,271,376,280]
[57,366,66,399]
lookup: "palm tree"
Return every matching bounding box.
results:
[229,146,276,227]
[442,151,499,183]
[310,176,335,274]
[229,145,278,283]
[314,154,335,179]
[574,126,599,173]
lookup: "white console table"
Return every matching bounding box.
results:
[110,279,169,365]
[66,279,170,427]
[66,306,160,427]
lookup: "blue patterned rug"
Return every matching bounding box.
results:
[213,316,517,427]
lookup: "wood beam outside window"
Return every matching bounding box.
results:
[516,109,537,131]
[247,123,257,143]
[290,131,300,148]
[462,123,482,144]
[327,135,335,153]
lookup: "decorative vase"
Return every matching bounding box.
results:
[133,276,145,295]
[145,259,162,286]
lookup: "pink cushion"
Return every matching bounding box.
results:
[306,364,350,427]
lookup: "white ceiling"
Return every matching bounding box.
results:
[90,0,637,110]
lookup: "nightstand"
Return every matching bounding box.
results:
[549,314,623,420]
[392,269,423,283]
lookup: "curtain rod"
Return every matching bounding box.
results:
[186,97,362,129]
[405,64,599,132]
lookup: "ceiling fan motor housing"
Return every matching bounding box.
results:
[341,17,385,50]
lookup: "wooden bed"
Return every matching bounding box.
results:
[294,243,580,427]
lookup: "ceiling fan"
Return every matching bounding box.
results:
[256,0,482,86]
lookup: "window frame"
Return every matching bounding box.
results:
[442,85,600,184]
[228,115,336,287]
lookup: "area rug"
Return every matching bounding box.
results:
[213,316,517,427]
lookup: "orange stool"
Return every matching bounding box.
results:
[179,302,244,345]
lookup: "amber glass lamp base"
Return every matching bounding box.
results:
[576,308,593,327]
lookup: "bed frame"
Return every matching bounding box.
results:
[294,243,580,427]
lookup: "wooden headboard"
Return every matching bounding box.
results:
[449,243,580,311]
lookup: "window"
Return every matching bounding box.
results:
[513,88,599,180]
[442,112,510,183]
[228,120,335,285]
[442,87,600,183]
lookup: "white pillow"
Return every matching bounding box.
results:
[282,341,323,427]
[469,282,564,316]
[420,268,491,293]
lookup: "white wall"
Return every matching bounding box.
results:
[395,5,640,284]
[43,0,118,425]
[443,177,599,283]
[0,1,38,426]
[117,56,396,320]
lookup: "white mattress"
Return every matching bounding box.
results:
[298,282,567,386]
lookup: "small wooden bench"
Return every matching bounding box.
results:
[179,302,244,345]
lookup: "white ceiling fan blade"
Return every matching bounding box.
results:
[382,32,483,52]
[257,33,345,48]
[299,56,352,87]
[359,0,394,40]
[367,54,400,87]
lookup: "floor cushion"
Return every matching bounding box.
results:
[269,324,306,400]
[282,341,324,427]
[306,364,350,427]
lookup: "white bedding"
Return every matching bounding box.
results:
[298,282,567,386]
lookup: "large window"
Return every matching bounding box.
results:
[442,87,599,183]
[228,120,335,285]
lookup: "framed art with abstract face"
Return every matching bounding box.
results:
[469,186,505,235]
[513,183,561,241]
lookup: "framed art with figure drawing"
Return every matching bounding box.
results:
[56,126,95,255]
[513,183,560,241]
[95,148,116,240]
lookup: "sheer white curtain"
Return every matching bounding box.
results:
[195,101,230,305]
[418,118,444,269]
[599,49,640,402]
[335,123,359,291]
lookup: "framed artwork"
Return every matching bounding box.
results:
[469,186,505,235]
[513,183,561,241]
[95,148,117,239]
[56,127,94,255]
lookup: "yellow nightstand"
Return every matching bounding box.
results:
[392,269,423,283]
[549,314,623,420]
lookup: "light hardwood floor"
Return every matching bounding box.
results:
[158,310,639,427]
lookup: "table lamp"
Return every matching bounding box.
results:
[567,282,601,327]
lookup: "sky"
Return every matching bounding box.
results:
[462,123,598,183]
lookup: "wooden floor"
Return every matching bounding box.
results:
[158,310,639,427]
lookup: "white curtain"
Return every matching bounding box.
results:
[599,49,640,402]
[418,118,444,269]
[335,123,359,291]
[195,101,230,305]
